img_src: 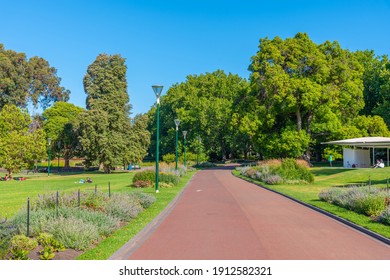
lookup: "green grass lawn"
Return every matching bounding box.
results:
[233,166,390,239]
[0,171,136,218]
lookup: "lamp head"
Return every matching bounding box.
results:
[152,85,163,99]
[183,130,188,138]
[174,119,181,129]
[47,138,52,145]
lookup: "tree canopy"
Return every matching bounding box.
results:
[148,70,249,161]
[0,44,69,110]
[0,104,46,176]
[79,54,149,172]
[237,33,369,160]
[42,101,84,168]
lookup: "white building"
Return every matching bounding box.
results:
[323,137,390,168]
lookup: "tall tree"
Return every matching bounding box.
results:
[148,70,249,161]
[0,44,69,110]
[42,101,84,168]
[244,33,365,160]
[0,104,46,176]
[123,114,151,166]
[79,54,132,173]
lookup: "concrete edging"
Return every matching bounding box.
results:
[232,171,390,247]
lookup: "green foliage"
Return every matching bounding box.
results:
[319,186,387,217]
[322,147,342,161]
[39,246,56,260]
[132,192,156,209]
[148,70,249,161]
[239,158,313,184]
[132,170,180,186]
[242,32,365,160]
[103,193,144,222]
[0,44,69,110]
[9,234,38,260]
[79,54,134,173]
[37,232,65,252]
[378,206,390,225]
[123,114,151,164]
[277,159,314,183]
[46,216,100,250]
[163,153,175,164]
[42,102,84,168]
[133,170,155,184]
[0,104,46,175]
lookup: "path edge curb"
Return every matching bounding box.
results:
[109,172,197,260]
[232,171,390,247]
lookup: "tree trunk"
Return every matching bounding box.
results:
[64,158,70,168]
[297,109,302,131]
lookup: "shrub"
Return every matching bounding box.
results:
[133,170,155,185]
[133,192,156,209]
[133,170,180,186]
[276,158,314,183]
[133,180,152,188]
[378,206,390,225]
[264,174,283,185]
[159,172,180,186]
[37,233,65,252]
[162,153,175,164]
[9,234,38,260]
[103,193,144,222]
[319,186,387,217]
[46,216,100,250]
[58,207,120,236]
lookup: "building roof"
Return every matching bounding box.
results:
[323,137,390,148]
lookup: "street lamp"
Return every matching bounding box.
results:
[183,131,187,167]
[152,85,163,193]
[47,138,52,176]
[174,119,180,170]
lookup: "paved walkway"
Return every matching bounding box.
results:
[111,166,390,260]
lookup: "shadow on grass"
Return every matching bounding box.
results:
[311,168,352,177]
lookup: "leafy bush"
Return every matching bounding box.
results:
[9,234,38,260]
[162,153,175,164]
[133,170,155,184]
[37,233,65,252]
[159,172,180,186]
[276,158,314,183]
[319,186,387,217]
[133,170,180,186]
[240,158,313,184]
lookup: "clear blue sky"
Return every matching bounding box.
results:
[1,0,390,116]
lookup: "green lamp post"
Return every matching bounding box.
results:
[174,119,180,170]
[183,131,187,167]
[152,85,163,193]
[47,138,52,176]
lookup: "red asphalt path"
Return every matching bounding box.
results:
[111,167,390,260]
